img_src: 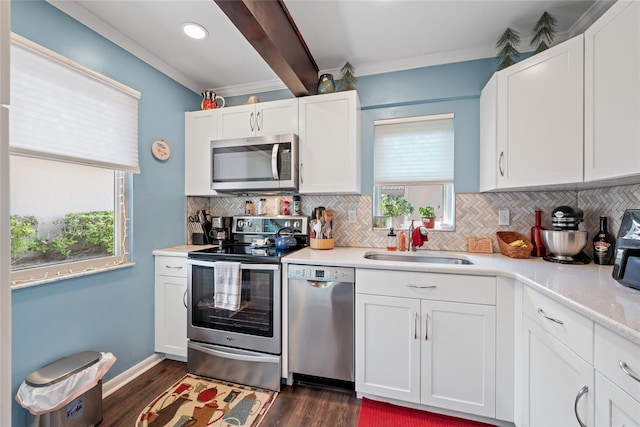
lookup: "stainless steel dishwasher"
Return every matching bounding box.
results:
[288,264,355,383]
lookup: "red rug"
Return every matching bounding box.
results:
[357,398,496,427]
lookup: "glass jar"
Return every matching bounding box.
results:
[256,198,266,216]
[245,200,254,215]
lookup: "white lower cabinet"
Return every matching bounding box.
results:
[596,372,640,427]
[522,316,594,427]
[355,269,497,418]
[154,255,188,360]
[594,324,640,426]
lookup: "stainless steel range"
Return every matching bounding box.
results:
[186,215,309,391]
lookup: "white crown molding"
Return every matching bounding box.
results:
[47,0,202,93]
[212,79,289,98]
[567,0,616,37]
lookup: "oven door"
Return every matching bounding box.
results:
[187,259,281,355]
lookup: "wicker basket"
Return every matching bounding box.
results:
[496,231,532,259]
[467,237,494,254]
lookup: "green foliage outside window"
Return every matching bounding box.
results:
[10,211,114,265]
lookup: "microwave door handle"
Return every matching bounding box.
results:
[272,143,280,180]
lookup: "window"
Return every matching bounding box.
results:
[373,113,455,231]
[9,34,139,288]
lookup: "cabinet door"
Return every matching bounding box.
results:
[522,317,594,427]
[185,110,218,196]
[479,74,498,192]
[421,300,496,418]
[298,91,361,194]
[155,256,188,359]
[217,104,256,139]
[584,0,640,182]
[595,372,640,427]
[256,99,298,136]
[496,35,584,189]
[356,294,421,403]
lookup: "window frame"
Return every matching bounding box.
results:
[9,34,137,289]
[372,113,455,231]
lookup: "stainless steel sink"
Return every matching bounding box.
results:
[364,253,473,265]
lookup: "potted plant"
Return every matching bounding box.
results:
[419,205,437,229]
[381,195,414,229]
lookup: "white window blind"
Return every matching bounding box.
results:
[374,113,454,184]
[9,34,140,173]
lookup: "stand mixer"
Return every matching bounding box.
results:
[541,206,591,264]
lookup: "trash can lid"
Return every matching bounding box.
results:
[26,351,102,387]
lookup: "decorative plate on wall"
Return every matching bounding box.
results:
[151,139,171,161]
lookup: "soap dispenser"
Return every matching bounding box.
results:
[387,228,397,251]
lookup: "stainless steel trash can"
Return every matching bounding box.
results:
[25,351,103,427]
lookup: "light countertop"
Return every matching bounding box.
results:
[152,245,216,257]
[282,247,640,345]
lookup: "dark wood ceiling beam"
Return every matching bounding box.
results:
[214,0,319,96]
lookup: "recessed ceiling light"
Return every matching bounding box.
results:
[182,22,208,40]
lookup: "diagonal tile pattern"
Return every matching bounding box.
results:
[185,184,640,256]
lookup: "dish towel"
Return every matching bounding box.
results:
[412,226,428,248]
[214,261,242,311]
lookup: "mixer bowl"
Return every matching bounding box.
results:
[541,230,588,256]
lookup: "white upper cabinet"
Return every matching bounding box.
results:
[298,91,361,194]
[185,110,218,196]
[481,35,584,191]
[584,0,640,182]
[217,98,298,140]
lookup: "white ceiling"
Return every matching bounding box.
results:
[47,0,611,97]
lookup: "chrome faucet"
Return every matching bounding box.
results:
[409,220,415,252]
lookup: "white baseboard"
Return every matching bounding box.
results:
[102,353,165,398]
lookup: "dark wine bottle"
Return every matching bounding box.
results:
[531,210,546,257]
[593,216,615,265]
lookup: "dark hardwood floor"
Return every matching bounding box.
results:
[101,359,361,426]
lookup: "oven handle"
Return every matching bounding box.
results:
[188,341,280,364]
[187,259,280,271]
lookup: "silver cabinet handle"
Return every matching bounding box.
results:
[425,313,429,340]
[257,111,262,131]
[250,112,254,131]
[499,151,505,177]
[619,360,640,383]
[537,308,564,325]
[414,313,418,340]
[300,163,304,184]
[574,385,588,427]
[183,289,187,309]
[165,265,183,269]
[406,284,437,289]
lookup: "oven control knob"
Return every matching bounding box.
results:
[293,220,300,229]
[237,220,244,228]
[284,220,291,228]
[246,220,252,228]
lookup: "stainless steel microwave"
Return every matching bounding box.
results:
[211,133,298,193]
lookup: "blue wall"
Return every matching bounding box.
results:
[10,1,199,425]
[228,59,497,193]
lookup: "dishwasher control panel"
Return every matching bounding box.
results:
[288,265,355,282]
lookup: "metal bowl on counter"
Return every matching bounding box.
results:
[541,230,588,256]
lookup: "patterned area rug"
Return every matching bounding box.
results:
[357,398,495,427]
[136,373,277,427]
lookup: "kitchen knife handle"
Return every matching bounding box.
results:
[619,360,640,383]
[574,385,588,427]
[250,112,254,131]
[499,151,505,177]
[537,308,564,325]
